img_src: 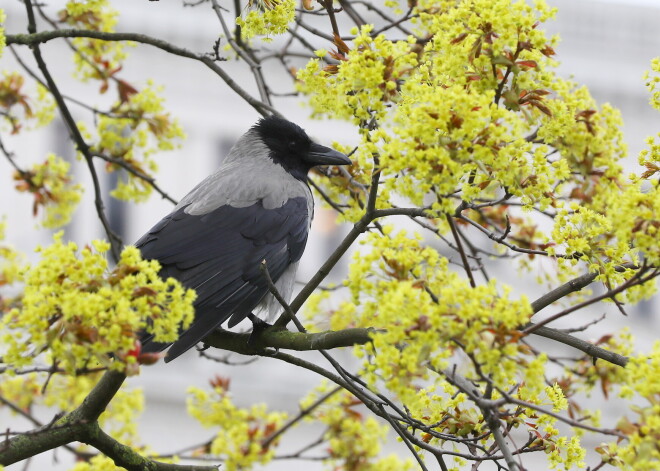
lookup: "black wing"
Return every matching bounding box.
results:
[136,197,309,361]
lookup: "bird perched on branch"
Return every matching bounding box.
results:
[135,116,351,362]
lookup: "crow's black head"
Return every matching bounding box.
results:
[253,116,351,180]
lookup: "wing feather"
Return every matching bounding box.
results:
[137,197,309,361]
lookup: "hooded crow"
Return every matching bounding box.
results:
[136,116,351,362]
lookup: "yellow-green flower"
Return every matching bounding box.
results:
[236,0,295,42]
[187,382,287,471]
[0,233,195,374]
[13,154,83,229]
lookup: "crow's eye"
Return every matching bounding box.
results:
[288,140,298,150]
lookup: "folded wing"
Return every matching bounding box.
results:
[136,197,309,361]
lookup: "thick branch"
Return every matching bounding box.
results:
[83,425,219,471]
[7,29,196,56]
[490,425,521,471]
[203,327,375,354]
[0,368,126,465]
[529,264,636,315]
[0,368,219,470]
[0,418,90,465]
[71,370,127,422]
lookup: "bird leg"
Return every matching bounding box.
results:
[247,312,273,347]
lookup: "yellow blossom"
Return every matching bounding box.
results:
[0,219,24,289]
[187,383,287,471]
[545,383,569,412]
[0,233,195,374]
[299,386,416,471]
[62,0,133,84]
[13,154,83,229]
[0,8,6,58]
[0,72,56,134]
[69,454,126,471]
[644,57,660,111]
[236,0,295,42]
[89,82,185,202]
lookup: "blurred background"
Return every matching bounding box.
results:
[1,0,659,469]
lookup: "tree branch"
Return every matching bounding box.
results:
[530,271,600,314]
[0,417,91,466]
[524,267,657,336]
[447,213,477,288]
[71,370,127,422]
[6,29,279,118]
[83,426,220,471]
[210,0,271,106]
[527,324,628,367]
[203,326,375,353]
[21,1,124,261]
[261,386,342,449]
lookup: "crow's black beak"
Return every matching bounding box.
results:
[305,143,352,166]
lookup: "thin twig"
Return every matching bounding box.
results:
[22,0,123,261]
[210,0,271,106]
[523,268,658,335]
[447,213,477,288]
[261,260,429,470]
[261,386,342,449]
[92,153,178,205]
[6,29,279,118]
[527,324,628,367]
[321,0,341,39]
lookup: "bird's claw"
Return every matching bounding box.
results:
[247,312,272,347]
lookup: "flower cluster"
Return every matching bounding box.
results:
[309,225,601,469]
[645,57,660,111]
[299,384,415,471]
[597,342,660,470]
[13,154,84,229]
[296,2,660,469]
[88,82,185,202]
[639,133,660,183]
[297,0,625,240]
[0,219,23,294]
[297,1,598,215]
[0,8,6,58]
[0,234,196,374]
[624,59,660,268]
[0,72,55,134]
[551,186,659,295]
[333,230,532,394]
[236,0,296,42]
[546,59,660,297]
[187,377,287,471]
[60,0,132,88]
